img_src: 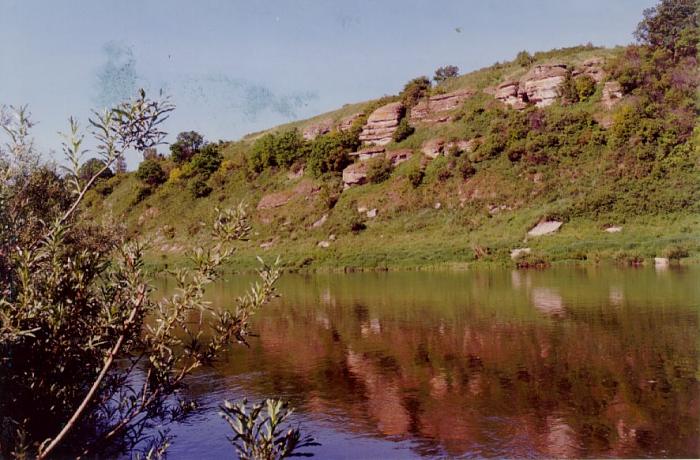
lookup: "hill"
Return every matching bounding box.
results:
[84,9,700,272]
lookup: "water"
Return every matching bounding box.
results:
[157,266,699,459]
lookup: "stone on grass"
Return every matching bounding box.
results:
[527,221,563,237]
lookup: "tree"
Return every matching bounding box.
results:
[0,92,291,459]
[634,0,698,58]
[78,157,114,183]
[433,65,460,83]
[515,50,534,67]
[190,143,222,177]
[136,158,166,186]
[170,130,204,164]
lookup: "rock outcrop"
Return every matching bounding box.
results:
[520,64,568,107]
[527,220,563,236]
[410,89,473,123]
[257,180,319,210]
[602,81,623,109]
[338,113,362,131]
[421,138,474,159]
[302,119,333,140]
[386,148,412,166]
[342,162,368,188]
[573,58,605,83]
[495,81,527,109]
[359,102,404,145]
[421,139,445,159]
[349,146,385,161]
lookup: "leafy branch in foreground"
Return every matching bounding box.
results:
[220,398,319,460]
[0,92,283,459]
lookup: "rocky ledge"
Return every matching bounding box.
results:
[410,89,473,123]
[358,101,404,146]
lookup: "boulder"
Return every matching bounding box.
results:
[312,214,327,228]
[366,208,378,218]
[359,102,404,145]
[386,148,413,166]
[318,240,331,248]
[495,81,527,109]
[350,145,385,161]
[527,220,563,236]
[445,139,476,154]
[410,89,473,122]
[520,64,568,107]
[602,81,623,109]
[510,248,531,260]
[605,226,622,233]
[342,162,368,188]
[302,119,333,140]
[573,57,606,83]
[421,138,445,159]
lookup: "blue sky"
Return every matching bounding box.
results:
[0,0,655,168]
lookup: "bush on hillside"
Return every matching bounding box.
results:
[136,159,166,186]
[190,143,222,176]
[248,129,305,172]
[407,165,424,188]
[78,158,114,183]
[400,76,431,108]
[306,133,351,178]
[515,50,534,67]
[366,157,393,184]
[392,118,414,142]
[188,175,213,198]
[433,65,459,83]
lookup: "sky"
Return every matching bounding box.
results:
[0,0,656,168]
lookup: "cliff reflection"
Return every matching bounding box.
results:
[176,268,699,458]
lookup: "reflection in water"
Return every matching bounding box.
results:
[158,267,700,459]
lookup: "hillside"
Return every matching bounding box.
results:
[84,38,700,272]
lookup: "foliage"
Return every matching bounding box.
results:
[219,398,318,460]
[392,118,415,143]
[400,76,431,108]
[188,175,213,198]
[514,50,534,67]
[366,157,393,184]
[78,158,114,183]
[306,132,351,178]
[457,157,476,179]
[170,131,204,164]
[190,143,222,177]
[136,159,166,186]
[663,244,689,260]
[407,164,424,188]
[248,129,305,173]
[559,72,596,103]
[433,65,459,83]
[0,93,282,459]
[634,0,698,58]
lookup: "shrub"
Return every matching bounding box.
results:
[188,176,212,198]
[458,158,476,179]
[132,184,152,204]
[407,165,425,188]
[248,129,305,172]
[515,50,534,67]
[433,65,459,83]
[515,252,550,269]
[575,75,596,101]
[306,133,351,177]
[400,76,431,107]
[135,159,166,186]
[190,143,222,177]
[366,157,393,184]
[169,167,183,182]
[663,245,689,260]
[392,117,414,142]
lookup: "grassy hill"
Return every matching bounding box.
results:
[84,37,700,272]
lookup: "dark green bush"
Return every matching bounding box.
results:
[366,157,393,184]
[78,158,114,183]
[248,129,305,172]
[190,143,222,176]
[514,50,534,67]
[170,131,204,164]
[392,118,414,142]
[400,76,431,108]
[433,65,459,83]
[458,158,476,179]
[188,176,212,198]
[407,165,424,188]
[306,133,351,178]
[135,159,166,186]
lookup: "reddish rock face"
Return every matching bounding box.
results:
[410,89,473,122]
[359,102,404,146]
[520,64,568,107]
[421,138,445,159]
[573,57,606,83]
[349,145,385,162]
[342,162,368,188]
[386,148,413,166]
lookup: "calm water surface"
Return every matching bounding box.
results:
[156,266,699,459]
